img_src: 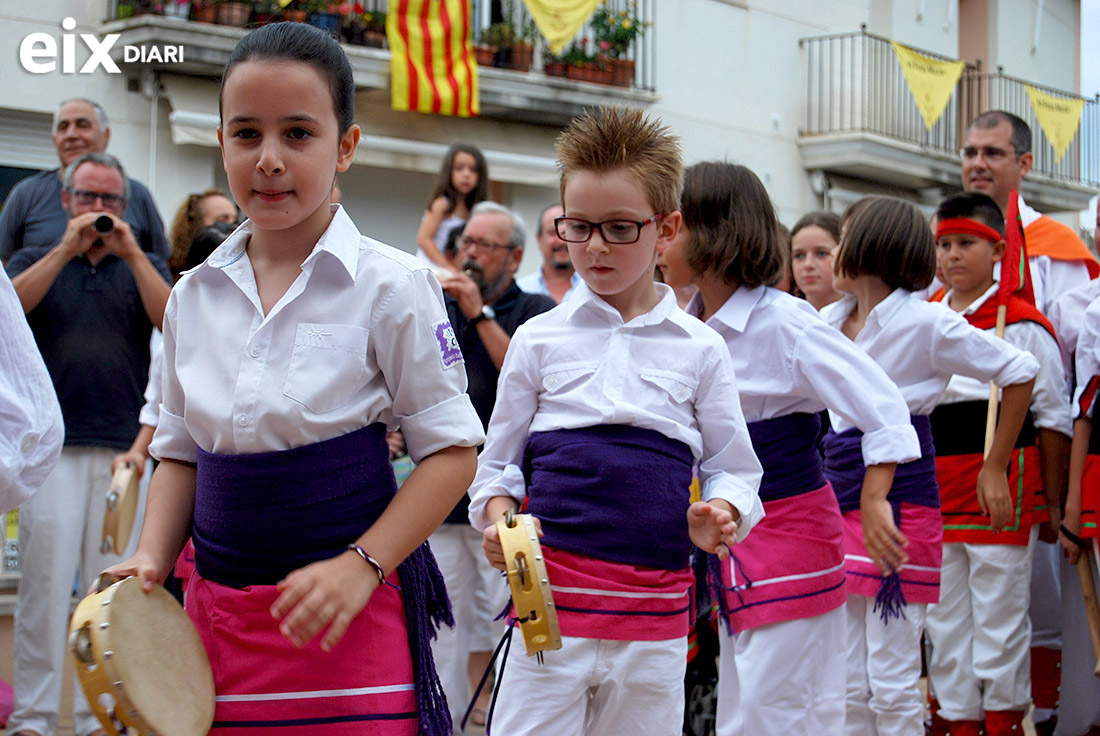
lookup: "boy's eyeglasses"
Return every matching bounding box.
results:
[959,146,1016,163]
[554,214,665,244]
[68,189,126,210]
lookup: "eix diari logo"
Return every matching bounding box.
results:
[20,17,184,74]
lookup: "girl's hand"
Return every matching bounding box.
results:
[976,463,1012,531]
[98,550,165,594]
[1060,504,1084,565]
[861,497,908,574]
[481,515,543,571]
[271,551,378,652]
[687,501,739,560]
[111,453,144,477]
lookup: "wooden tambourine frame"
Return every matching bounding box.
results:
[496,511,562,658]
[69,575,215,736]
[101,464,139,556]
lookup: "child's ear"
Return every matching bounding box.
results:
[336,124,361,172]
[658,211,682,243]
[991,238,1006,264]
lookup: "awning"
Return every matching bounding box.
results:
[159,74,560,186]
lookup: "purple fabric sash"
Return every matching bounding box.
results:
[193,423,454,736]
[523,425,694,571]
[747,413,827,501]
[822,415,939,513]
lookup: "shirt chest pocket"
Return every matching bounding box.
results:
[282,323,370,414]
[540,361,598,395]
[639,368,698,405]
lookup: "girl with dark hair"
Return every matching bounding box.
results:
[104,22,484,736]
[821,195,1038,735]
[416,143,490,269]
[657,162,918,736]
[790,210,843,310]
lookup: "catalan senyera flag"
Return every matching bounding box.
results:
[891,41,965,130]
[388,0,479,117]
[1001,189,1036,307]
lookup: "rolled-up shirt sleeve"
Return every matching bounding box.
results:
[931,309,1039,388]
[374,269,484,463]
[695,348,763,542]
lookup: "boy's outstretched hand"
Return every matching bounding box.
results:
[688,500,739,559]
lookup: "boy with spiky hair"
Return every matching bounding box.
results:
[468,107,763,735]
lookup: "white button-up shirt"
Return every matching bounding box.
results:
[820,289,1039,432]
[938,283,1072,435]
[1050,280,1100,383]
[150,206,484,463]
[688,286,920,465]
[467,282,763,538]
[0,268,63,512]
[1074,296,1100,418]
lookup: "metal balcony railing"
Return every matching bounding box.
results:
[800,26,1099,188]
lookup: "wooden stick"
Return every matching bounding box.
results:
[983,304,1008,457]
[1078,545,1100,679]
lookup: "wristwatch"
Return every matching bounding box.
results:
[469,304,496,326]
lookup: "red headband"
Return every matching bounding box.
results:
[935,218,1003,243]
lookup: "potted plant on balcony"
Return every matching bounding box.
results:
[590,1,646,87]
[563,40,611,85]
[482,21,515,68]
[215,0,252,27]
[281,0,311,23]
[252,0,280,26]
[190,0,217,22]
[308,1,342,36]
[159,0,191,20]
[116,0,154,18]
[508,16,537,72]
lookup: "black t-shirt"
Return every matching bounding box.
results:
[444,281,556,523]
[6,246,171,450]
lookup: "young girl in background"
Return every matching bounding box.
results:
[104,22,484,735]
[656,162,919,736]
[416,143,490,269]
[820,196,1037,736]
[789,210,843,310]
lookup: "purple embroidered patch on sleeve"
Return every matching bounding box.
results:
[433,320,463,369]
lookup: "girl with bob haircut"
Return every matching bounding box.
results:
[416,142,490,269]
[104,21,484,736]
[656,161,920,736]
[819,195,1038,736]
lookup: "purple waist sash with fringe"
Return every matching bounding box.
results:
[523,424,695,571]
[821,415,939,624]
[746,412,826,501]
[193,423,454,736]
[822,414,939,513]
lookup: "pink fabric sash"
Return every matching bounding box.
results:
[841,504,943,604]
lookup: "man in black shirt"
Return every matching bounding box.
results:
[434,201,556,727]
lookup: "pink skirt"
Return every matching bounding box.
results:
[841,504,943,604]
[185,572,418,734]
[720,484,847,632]
[540,546,694,641]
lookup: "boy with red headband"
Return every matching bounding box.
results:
[925,191,1071,736]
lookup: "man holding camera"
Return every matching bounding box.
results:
[4,152,170,736]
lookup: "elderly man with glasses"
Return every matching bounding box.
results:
[431,200,557,729]
[4,152,170,736]
[0,98,169,263]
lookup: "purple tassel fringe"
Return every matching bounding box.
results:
[398,542,455,736]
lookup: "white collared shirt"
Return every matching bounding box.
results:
[150,206,484,463]
[138,329,163,428]
[1050,280,1100,382]
[0,268,63,512]
[1017,195,1094,314]
[820,289,1039,433]
[937,283,1071,435]
[687,286,920,466]
[467,282,763,538]
[1073,295,1100,418]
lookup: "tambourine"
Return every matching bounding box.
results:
[69,574,215,736]
[101,464,139,556]
[496,511,562,659]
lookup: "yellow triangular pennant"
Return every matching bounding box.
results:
[1024,85,1086,163]
[891,41,965,130]
[522,0,601,55]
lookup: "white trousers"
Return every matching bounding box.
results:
[925,535,1036,721]
[844,594,927,736]
[429,522,508,725]
[490,632,686,736]
[716,607,846,736]
[9,447,138,736]
[1053,539,1100,736]
[1030,539,1063,650]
